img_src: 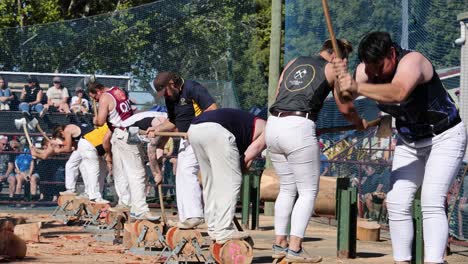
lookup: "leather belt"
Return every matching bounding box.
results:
[271,110,317,121]
[401,115,461,142]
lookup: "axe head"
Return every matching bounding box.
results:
[14,118,27,130]
[127,126,142,145]
[375,115,393,138]
[27,118,39,131]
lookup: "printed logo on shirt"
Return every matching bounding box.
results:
[180,98,187,106]
[285,64,316,92]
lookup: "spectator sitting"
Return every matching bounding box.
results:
[0,136,16,200]
[34,138,66,202]
[70,87,89,114]
[43,76,70,116]
[362,165,390,221]
[19,76,44,117]
[14,146,38,201]
[0,76,13,111]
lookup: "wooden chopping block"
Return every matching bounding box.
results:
[260,169,337,215]
[85,201,111,222]
[57,194,88,212]
[0,221,27,259]
[123,222,138,249]
[14,222,42,243]
[133,220,165,248]
[210,240,253,264]
[166,227,203,255]
[357,218,381,241]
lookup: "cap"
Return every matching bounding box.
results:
[75,87,84,93]
[27,76,38,83]
[0,135,7,143]
[53,76,61,83]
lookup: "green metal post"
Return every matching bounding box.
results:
[242,173,251,227]
[412,189,424,264]
[264,0,283,217]
[336,177,356,258]
[251,172,261,229]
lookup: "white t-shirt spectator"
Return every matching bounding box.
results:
[47,86,69,106]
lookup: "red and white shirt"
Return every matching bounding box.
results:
[106,86,133,130]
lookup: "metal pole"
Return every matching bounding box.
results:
[268,0,282,108]
[401,0,409,49]
[265,0,283,217]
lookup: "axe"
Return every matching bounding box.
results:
[318,115,393,138]
[321,0,352,102]
[27,118,51,142]
[14,118,34,149]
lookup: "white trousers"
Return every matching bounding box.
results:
[176,138,203,221]
[387,122,467,263]
[77,139,106,200]
[65,150,84,193]
[188,123,241,241]
[265,116,320,238]
[111,128,149,215]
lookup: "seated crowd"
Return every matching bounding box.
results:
[0,75,177,205]
[0,75,91,116]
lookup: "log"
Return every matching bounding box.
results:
[357,219,380,241]
[259,169,280,202]
[314,177,337,216]
[210,240,253,264]
[0,230,27,259]
[14,222,42,243]
[123,223,138,249]
[260,169,337,215]
[133,220,165,248]
[166,228,203,255]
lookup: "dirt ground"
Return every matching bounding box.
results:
[1,207,467,264]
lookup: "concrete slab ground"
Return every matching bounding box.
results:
[1,208,467,263]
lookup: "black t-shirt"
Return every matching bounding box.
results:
[23,85,43,103]
[269,56,331,118]
[191,108,259,155]
[166,80,215,132]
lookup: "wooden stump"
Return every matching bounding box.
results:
[165,226,178,249]
[209,243,223,264]
[210,240,253,264]
[165,227,203,255]
[133,220,165,248]
[14,222,42,243]
[85,201,111,223]
[260,170,337,216]
[0,230,27,259]
[123,222,138,249]
[357,219,381,241]
[57,194,88,213]
[105,210,129,230]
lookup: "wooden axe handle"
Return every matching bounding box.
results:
[36,124,51,142]
[153,131,187,138]
[321,0,352,102]
[21,123,34,149]
[92,99,98,128]
[158,184,167,225]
